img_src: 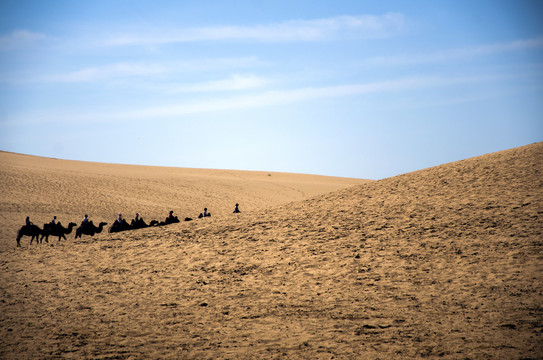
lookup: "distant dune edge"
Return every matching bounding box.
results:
[0,151,368,248]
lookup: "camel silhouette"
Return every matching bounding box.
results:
[109,219,132,233]
[164,215,180,224]
[16,224,43,247]
[41,222,77,243]
[131,217,152,229]
[75,221,107,239]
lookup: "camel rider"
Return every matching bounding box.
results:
[117,213,123,224]
[49,216,61,231]
[26,216,33,226]
[81,214,89,229]
[51,216,60,229]
[135,213,140,222]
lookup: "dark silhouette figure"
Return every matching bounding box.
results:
[131,213,150,229]
[75,221,107,238]
[79,214,91,234]
[199,208,211,218]
[16,223,43,247]
[41,222,77,243]
[233,203,241,213]
[165,210,180,224]
[109,218,131,233]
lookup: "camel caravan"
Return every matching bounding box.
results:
[108,210,191,233]
[15,206,228,247]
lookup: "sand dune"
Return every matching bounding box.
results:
[0,151,367,249]
[0,143,541,359]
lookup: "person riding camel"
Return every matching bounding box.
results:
[50,216,60,229]
[199,208,211,218]
[81,214,90,230]
[165,210,179,224]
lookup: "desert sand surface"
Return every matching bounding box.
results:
[1,143,542,359]
[0,151,367,249]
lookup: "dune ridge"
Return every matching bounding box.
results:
[0,143,541,359]
[0,151,367,249]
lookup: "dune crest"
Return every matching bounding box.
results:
[0,143,541,359]
[0,151,367,248]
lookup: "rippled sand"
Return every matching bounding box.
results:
[1,143,541,359]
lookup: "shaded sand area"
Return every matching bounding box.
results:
[0,151,366,249]
[1,143,542,359]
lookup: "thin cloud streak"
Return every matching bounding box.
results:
[365,36,543,66]
[0,70,530,127]
[109,75,497,119]
[33,57,265,83]
[166,74,268,93]
[0,76,450,126]
[0,29,47,51]
[104,13,406,46]
[1,72,527,127]
[41,62,168,83]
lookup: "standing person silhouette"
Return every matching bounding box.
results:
[233,203,241,213]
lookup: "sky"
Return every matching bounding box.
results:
[0,0,542,179]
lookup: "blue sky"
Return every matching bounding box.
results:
[1,0,542,179]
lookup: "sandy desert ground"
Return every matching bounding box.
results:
[0,151,367,249]
[0,143,541,359]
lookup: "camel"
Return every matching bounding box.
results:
[41,222,77,243]
[109,219,132,233]
[75,221,107,239]
[165,215,180,224]
[109,216,161,233]
[16,224,43,247]
[131,217,151,229]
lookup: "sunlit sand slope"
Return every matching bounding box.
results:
[0,151,367,249]
[0,143,541,359]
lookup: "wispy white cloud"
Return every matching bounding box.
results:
[165,74,268,93]
[37,57,264,83]
[104,13,406,46]
[365,36,543,66]
[0,72,524,126]
[0,29,47,50]
[106,75,492,120]
[41,62,168,83]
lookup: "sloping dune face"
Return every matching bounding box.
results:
[0,152,366,249]
[1,143,542,359]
